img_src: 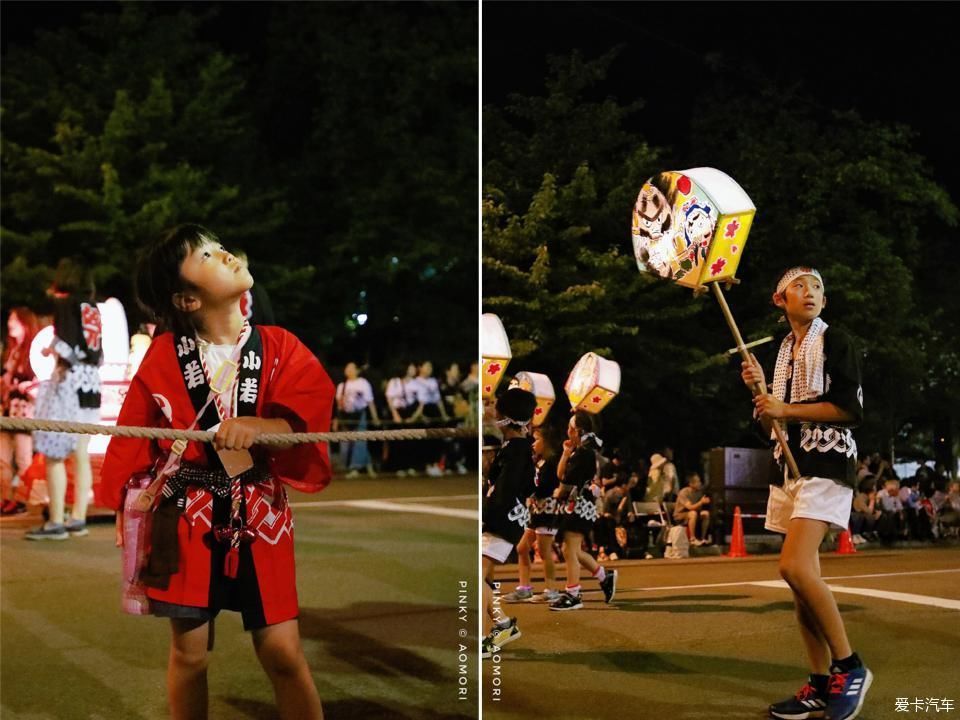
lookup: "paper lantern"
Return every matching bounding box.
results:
[481,313,511,398]
[565,353,621,414]
[632,167,755,289]
[510,371,555,426]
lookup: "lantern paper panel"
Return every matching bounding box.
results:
[631,167,756,288]
[564,353,621,414]
[511,371,555,427]
[481,313,512,398]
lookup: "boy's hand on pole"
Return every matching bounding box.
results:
[753,394,789,420]
[740,353,766,389]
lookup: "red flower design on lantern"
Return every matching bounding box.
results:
[724,219,740,238]
[484,385,492,394]
[710,257,727,276]
[486,362,501,375]
[534,406,543,415]
[591,395,602,404]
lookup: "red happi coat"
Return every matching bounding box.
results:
[101,326,334,624]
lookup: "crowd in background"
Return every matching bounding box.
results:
[333,359,478,478]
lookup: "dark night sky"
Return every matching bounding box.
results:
[3,2,958,200]
[482,2,959,201]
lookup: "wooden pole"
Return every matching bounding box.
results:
[711,282,801,481]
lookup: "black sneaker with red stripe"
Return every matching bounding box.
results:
[769,676,828,719]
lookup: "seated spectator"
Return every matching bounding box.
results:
[876,478,906,543]
[673,471,712,546]
[850,476,881,543]
[938,481,960,539]
[899,476,931,540]
[645,453,674,504]
[596,477,628,561]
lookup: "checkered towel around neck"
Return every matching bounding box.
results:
[769,317,829,460]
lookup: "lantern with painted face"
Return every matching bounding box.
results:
[481,313,511,398]
[564,353,621,414]
[632,167,756,289]
[510,371,555,427]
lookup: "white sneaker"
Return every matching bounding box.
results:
[456,463,468,475]
[690,538,704,547]
[346,469,360,478]
[853,534,866,545]
[426,464,443,477]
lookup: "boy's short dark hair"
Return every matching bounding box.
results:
[135,224,218,335]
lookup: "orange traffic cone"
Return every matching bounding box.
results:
[836,528,857,554]
[727,506,749,558]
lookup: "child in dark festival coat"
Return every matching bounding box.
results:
[101,225,333,720]
[741,266,871,720]
[481,387,537,658]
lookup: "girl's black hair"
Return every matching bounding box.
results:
[135,224,218,336]
[51,258,95,300]
[572,410,598,435]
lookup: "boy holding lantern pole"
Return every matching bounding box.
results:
[741,266,871,720]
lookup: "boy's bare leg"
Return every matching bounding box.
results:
[687,511,698,539]
[71,436,92,522]
[537,534,556,590]
[168,618,210,720]
[252,619,323,720]
[779,518,853,662]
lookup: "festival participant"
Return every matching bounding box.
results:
[549,412,617,611]
[101,224,332,720]
[502,422,562,604]
[1,307,39,516]
[26,262,102,539]
[741,266,871,720]
[481,387,537,658]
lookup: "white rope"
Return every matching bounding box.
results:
[0,417,475,444]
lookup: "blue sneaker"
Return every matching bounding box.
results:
[825,666,873,720]
[769,677,827,719]
[24,523,69,541]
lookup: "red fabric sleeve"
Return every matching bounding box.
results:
[100,375,162,511]
[260,328,335,493]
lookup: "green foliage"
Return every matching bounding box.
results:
[1,3,477,372]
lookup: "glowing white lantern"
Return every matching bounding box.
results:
[565,353,621,414]
[510,371,555,427]
[481,313,511,398]
[29,326,57,382]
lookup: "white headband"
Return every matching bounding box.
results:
[776,267,824,296]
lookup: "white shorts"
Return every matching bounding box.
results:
[534,526,558,537]
[765,477,853,534]
[481,532,514,564]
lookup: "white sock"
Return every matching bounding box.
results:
[594,566,606,583]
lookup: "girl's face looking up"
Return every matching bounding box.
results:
[178,240,254,307]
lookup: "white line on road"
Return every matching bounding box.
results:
[749,580,960,610]
[292,493,475,508]
[608,568,960,596]
[298,498,477,520]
